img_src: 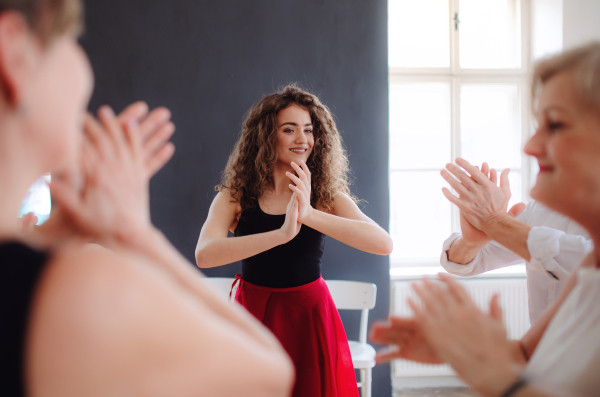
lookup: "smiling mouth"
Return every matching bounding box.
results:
[290,148,307,154]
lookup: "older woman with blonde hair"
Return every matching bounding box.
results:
[371,42,600,397]
[0,0,293,395]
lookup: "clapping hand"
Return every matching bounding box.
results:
[442,158,526,235]
[286,160,314,222]
[48,103,175,247]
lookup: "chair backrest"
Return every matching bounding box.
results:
[202,277,237,301]
[325,280,377,345]
[325,280,377,310]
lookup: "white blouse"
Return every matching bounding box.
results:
[440,200,592,323]
[525,267,600,397]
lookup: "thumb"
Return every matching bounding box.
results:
[507,202,526,218]
[490,293,503,322]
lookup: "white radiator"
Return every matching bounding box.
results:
[392,277,530,379]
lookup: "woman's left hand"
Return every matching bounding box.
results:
[410,273,522,397]
[286,160,314,222]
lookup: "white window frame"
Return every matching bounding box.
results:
[389,0,532,269]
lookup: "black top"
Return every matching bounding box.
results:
[234,202,326,288]
[0,242,49,397]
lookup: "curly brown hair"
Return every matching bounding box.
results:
[218,84,357,215]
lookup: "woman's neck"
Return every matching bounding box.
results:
[271,162,296,196]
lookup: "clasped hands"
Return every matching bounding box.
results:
[35,101,175,248]
[278,160,314,242]
[441,158,526,243]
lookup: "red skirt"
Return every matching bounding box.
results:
[233,275,359,397]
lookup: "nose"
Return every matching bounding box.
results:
[524,128,546,160]
[295,130,308,144]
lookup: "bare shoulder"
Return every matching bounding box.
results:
[27,243,291,396]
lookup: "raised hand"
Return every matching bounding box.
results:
[279,192,302,243]
[49,104,174,247]
[459,162,492,244]
[286,160,314,222]
[441,158,511,233]
[370,316,443,365]
[409,274,520,397]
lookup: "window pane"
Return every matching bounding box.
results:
[390,82,451,169]
[390,171,451,261]
[507,170,522,211]
[19,175,51,225]
[460,84,522,169]
[389,0,450,68]
[459,0,521,69]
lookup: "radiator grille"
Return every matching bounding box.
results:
[393,278,530,377]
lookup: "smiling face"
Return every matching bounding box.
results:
[275,104,314,166]
[524,69,600,224]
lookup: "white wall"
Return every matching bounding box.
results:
[563,0,600,49]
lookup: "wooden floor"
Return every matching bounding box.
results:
[393,387,479,397]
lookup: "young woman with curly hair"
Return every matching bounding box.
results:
[196,84,393,397]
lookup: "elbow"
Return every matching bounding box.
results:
[195,247,210,268]
[377,235,394,256]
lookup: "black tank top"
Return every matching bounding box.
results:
[0,242,48,396]
[234,203,326,288]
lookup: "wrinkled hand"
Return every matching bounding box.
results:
[286,160,314,222]
[370,316,443,365]
[279,193,302,243]
[409,273,520,397]
[441,158,511,233]
[49,104,175,246]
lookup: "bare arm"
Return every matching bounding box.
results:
[195,191,301,268]
[302,192,393,255]
[286,161,392,255]
[28,244,293,397]
[480,214,532,261]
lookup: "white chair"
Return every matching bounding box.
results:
[202,277,377,397]
[325,280,377,397]
[202,277,238,301]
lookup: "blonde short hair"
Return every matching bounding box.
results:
[0,0,83,42]
[532,42,600,110]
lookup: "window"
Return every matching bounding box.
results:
[388,0,531,268]
[19,175,52,225]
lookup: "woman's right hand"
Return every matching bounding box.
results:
[49,104,174,247]
[279,193,302,243]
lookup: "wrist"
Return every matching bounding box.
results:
[479,212,510,236]
[115,222,161,252]
[303,206,317,226]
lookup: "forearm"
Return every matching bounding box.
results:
[304,210,393,255]
[447,237,488,264]
[482,215,532,261]
[120,227,283,350]
[195,230,285,268]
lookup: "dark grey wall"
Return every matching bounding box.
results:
[82,1,390,395]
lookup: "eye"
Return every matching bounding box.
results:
[305,129,313,134]
[548,122,564,132]
[284,128,294,133]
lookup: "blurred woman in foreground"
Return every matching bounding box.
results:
[372,43,600,397]
[0,0,292,395]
